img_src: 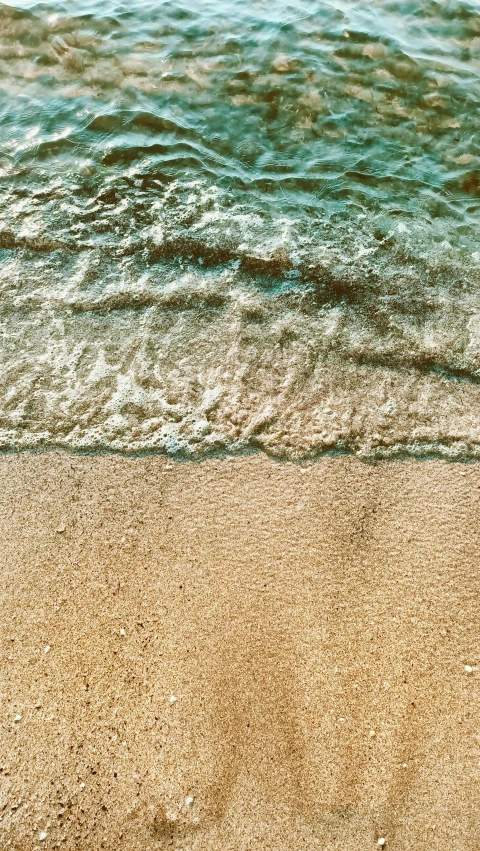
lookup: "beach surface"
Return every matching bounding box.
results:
[0,453,479,850]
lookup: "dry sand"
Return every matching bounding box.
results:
[0,453,479,850]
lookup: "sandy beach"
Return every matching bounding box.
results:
[0,453,479,850]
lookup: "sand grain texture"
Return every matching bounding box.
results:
[0,454,479,849]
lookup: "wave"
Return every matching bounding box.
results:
[1,0,480,457]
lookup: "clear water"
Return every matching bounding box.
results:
[1,0,480,457]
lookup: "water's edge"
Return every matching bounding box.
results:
[2,0,480,459]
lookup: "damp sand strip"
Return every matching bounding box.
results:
[0,453,479,849]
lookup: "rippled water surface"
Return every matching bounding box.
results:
[1,0,480,457]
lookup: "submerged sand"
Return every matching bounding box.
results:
[0,453,479,850]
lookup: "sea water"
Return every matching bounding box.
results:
[1,0,480,458]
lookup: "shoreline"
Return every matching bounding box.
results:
[1,453,479,850]
[1,444,480,462]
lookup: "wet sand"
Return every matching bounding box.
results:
[0,453,479,850]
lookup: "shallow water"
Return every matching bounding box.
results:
[1,0,480,457]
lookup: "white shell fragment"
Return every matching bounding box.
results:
[377,839,386,846]
[13,714,22,723]
[120,628,126,637]
[169,695,177,704]
[39,831,48,841]
[44,645,51,654]
[464,665,473,674]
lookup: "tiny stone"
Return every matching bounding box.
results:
[273,53,290,72]
[377,839,386,846]
[169,695,177,704]
[56,524,66,534]
[39,831,48,841]
[464,665,473,674]
[369,729,376,737]
[13,714,22,723]
[44,645,51,654]
[120,628,126,637]
[79,783,85,790]
[185,796,194,807]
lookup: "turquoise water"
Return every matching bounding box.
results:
[1,0,480,457]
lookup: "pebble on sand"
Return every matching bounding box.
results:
[186,796,194,807]
[120,628,127,637]
[464,665,473,674]
[39,831,48,841]
[56,523,66,534]
[169,695,177,704]
[13,714,22,723]
[377,839,386,846]
[272,53,291,72]
[44,645,51,654]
